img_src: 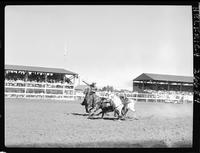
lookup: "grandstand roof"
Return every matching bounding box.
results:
[5,64,77,75]
[133,73,193,83]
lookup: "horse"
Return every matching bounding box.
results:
[81,88,103,118]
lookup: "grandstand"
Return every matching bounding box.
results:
[5,64,78,100]
[131,73,193,103]
[133,73,193,93]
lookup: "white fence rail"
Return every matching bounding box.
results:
[97,92,193,104]
[5,91,193,103]
[5,81,193,103]
[5,80,75,100]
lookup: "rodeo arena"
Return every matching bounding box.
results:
[5,64,194,148]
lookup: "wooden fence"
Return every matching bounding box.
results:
[5,80,193,103]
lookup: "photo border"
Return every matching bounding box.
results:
[1,1,199,153]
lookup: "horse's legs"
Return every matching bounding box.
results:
[96,111,103,116]
[88,111,93,118]
[121,106,125,116]
[117,105,125,120]
[88,106,98,118]
[114,109,120,119]
[101,111,104,118]
[85,105,89,113]
[123,108,128,117]
[114,110,117,117]
[92,105,101,116]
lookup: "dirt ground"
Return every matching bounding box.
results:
[5,98,193,148]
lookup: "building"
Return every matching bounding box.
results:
[5,64,78,100]
[133,73,193,93]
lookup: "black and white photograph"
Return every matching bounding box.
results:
[4,4,197,148]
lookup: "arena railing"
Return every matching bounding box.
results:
[97,91,193,104]
[5,80,193,103]
[5,80,75,100]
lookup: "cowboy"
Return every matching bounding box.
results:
[89,82,97,94]
[81,81,97,107]
[88,82,97,107]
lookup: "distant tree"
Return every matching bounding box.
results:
[101,85,114,92]
[120,89,131,93]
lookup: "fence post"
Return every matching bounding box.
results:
[136,93,138,102]
[146,93,147,102]
[156,93,157,103]
[62,84,65,99]
[25,81,27,98]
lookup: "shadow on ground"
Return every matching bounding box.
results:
[71,113,139,121]
[71,113,89,116]
[71,113,117,120]
[88,117,117,120]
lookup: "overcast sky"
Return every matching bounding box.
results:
[5,5,193,90]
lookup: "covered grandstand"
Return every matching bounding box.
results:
[133,73,193,92]
[5,64,78,100]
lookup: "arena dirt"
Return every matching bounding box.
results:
[5,98,193,148]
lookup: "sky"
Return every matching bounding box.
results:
[5,5,193,90]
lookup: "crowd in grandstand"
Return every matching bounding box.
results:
[143,89,193,103]
[135,82,193,92]
[5,70,75,98]
[5,71,25,81]
[5,71,73,85]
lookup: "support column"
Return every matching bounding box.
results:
[156,81,158,91]
[180,83,182,92]
[142,81,144,91]
[25,71,28,98]
[63,74,65,99]
[45,73,47,98]
[168,82,170,91]
[73,75,76,100]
